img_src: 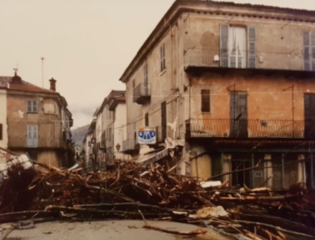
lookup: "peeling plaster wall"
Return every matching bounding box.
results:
[184,9,315,71]
[190,73,315,131]
[0,90,7,149]
[7,94,63,149]
[37,150,59,167]
[125,17,187,142]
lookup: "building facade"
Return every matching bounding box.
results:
[0,86,8,150]
[83,118,96,169]
[0,73,74,167]
[96,90,129,166]
[120,0,315,189]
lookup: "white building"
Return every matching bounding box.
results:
[97,90,129,165]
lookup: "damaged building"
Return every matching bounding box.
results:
[119,0,315,189]
[0,72,74,167]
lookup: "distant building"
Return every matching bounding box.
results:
[0,72,74,167]
[119,0,315,189]
[83,118,96,168]
[94,90,129,167]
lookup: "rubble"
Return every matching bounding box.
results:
[0,160,314,240]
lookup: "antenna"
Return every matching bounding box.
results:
[41,57,45,88]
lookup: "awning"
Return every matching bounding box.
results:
[136,148,170,165]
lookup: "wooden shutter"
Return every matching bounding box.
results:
[27,100,32,112]
[201,90,210,112]
[33,100,37,112]
[248,26,256,69]
[311,32,315,71]
[33,125,38,147]
[220,24,229,67]
[303,32,311,71]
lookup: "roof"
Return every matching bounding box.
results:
[119,0,315,83]
[0,76,56,94]
[99,90,126,113]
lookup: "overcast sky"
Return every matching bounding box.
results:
[0,0,314,129]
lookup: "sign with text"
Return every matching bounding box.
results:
[138,127,156,145]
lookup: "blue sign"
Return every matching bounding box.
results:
[138,127,156,145]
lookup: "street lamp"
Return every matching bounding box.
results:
[116,143,121,152]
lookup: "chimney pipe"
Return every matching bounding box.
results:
[49,78,56,91]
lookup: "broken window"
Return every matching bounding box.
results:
[160,44,166,72]
[27,100,38,113]
[201,90,210,112]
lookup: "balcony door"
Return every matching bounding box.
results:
[230,92,248,138]
[304,93,315,139]
[228,26,246,68]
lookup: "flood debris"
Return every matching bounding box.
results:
[0,160,314,240]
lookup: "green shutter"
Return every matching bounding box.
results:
[220,24,229,67]
[248,26,256,69]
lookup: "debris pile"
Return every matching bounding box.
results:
[0,161,314,239]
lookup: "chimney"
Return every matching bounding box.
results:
[11,68,22,84]
[49,78,56,91]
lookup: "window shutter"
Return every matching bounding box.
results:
[33,100,37,112]
[248,26,256,69]
[160,46,163,71]
[220,24,229,67]
[311,32,315,71]
[27,100,32,112]
[201,90,210,112]
[303,32,311,71]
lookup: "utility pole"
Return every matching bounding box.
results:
[41,57,45,88]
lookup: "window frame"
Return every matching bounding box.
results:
[27,100,38,113]
[160,44,166,72]
[201,89,211,113]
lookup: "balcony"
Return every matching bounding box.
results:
[184,48,314,72]
[185,119,314,139]
[133,83,151,104]
[122,138,139,155]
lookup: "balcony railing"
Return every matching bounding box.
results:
[184,48,311,71]
[133,83,151,104]
[186,119,313,139]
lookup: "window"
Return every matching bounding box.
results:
[27,100,38,113]
[303,31,315,71]
[0,124,2,140]
[145,113,149,127]
[132,79,135,88]
[220,25,256,69]
[144,63,148,84]
[201,90,210,112]
[27,125,38,147]
[108,128,111,141]
[160,44,166,72]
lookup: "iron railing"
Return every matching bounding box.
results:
[133,82,151,104]
[184,48,309,71]
[186,119,312,139]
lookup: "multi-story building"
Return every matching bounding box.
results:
[0,82,9,150]
[0,72,74,167]
[83,118,96,168]
[96,90,129,166]
[120,0,315,189]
